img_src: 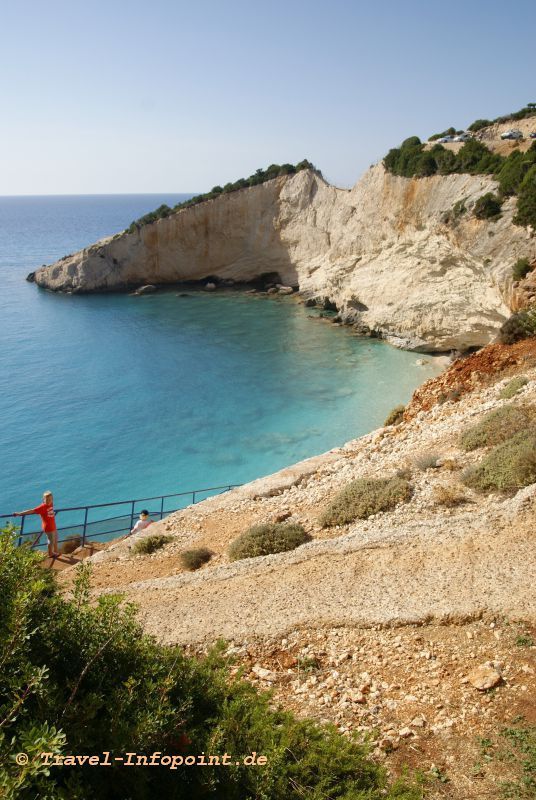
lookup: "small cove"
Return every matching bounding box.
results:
[0,194,442,515]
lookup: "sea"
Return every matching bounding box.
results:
[0,194,442,536]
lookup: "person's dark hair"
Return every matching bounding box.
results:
[140,509,149,516]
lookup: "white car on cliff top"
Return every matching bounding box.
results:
[501,129,524,140]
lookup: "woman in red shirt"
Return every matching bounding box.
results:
[14,490,59,559]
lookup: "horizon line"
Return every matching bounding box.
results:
[0,191,198,199]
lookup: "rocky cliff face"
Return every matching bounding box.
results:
[32,165,536,351]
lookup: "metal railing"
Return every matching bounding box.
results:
[0,484,241,551]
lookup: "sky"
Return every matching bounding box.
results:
[1,0,535,194]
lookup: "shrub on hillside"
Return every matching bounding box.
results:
[459,405,533,451]
[462,429,536,492]
[320,477,411,527]
[180,547,212,571]
[473,193,502,220]
[467,118,493,132]
[428,127,458,141]
[499,376,529,400]
[1,526,419,800]
[132,533,172,555]
[512,257,532,281]
[468,104,536,131]
[514,164,536,228]
[384,404,405,426]
[228,522,310,561]
[499,307,536,344]
[496,146,536,197]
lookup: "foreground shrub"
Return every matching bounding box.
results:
[499,376,529,399]
[512,257,532,282]
[462,430,536,492]
[320,477,411,527]
[228,522,310,561]
[499,307,536,344]
[459,405,532,451]
[473,192,502,220]
[180,547,212,571]
[132,533,172,555]
[384,404,405,426]
[0,526,420,800]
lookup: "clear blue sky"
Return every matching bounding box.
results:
[1,0,534,194]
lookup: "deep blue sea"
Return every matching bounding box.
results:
[0,194,441,529]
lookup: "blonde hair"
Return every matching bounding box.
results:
[43,490,53,502]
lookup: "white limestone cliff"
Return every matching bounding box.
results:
[31,165,536,351]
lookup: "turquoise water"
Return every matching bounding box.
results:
[0,195,441,519]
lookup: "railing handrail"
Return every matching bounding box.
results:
[1,483,242,550]
[0,484,241,520]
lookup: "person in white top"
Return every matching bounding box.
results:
[130,509,153,535]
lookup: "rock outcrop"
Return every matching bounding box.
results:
[32,165,536,351]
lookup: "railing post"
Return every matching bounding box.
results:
[160,495,164,520]
[129,500,135,533]
[82,507,89,547]
[18,515,25,547]
[192,491,196,504]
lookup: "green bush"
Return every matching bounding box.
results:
[496,147,536,197]
[462,430,536,492]
[384,405,405,426]
[228,522,310,561]
[499,307,536,344]
[180,547,212,571]
[132,534,172,555]
[459,405,532,451]
[467,118,493,132]
[320,477,411,527]
[468,104,536,131]
[383,111,536,217]
[0,526,424,800]
[499,376,529,399]
[513,257,532,281]
[514,163,536,228]
[428,127,457,141]
[473,192,502,220]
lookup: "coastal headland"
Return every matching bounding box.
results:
[31,117,536,353]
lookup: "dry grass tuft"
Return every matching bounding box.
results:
[180,547,213,571]
[413,452,440,471]
[432,484,469,507]
[132,534,172,556]
[384,405,405,426]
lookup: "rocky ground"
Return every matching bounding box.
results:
[58,340,536,799]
